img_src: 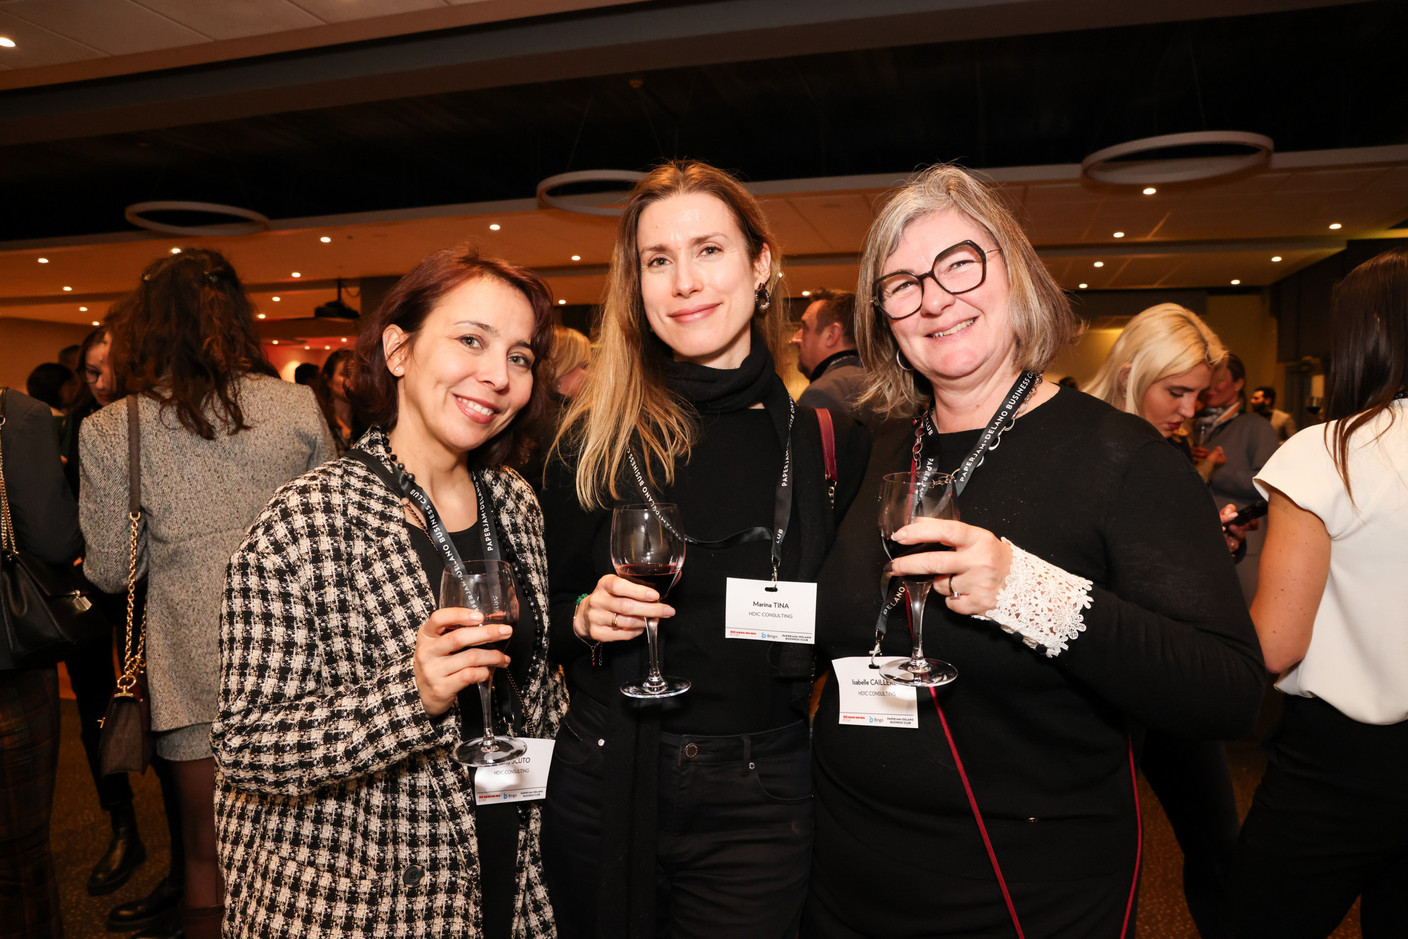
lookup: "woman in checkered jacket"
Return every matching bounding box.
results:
[212,248,567,938]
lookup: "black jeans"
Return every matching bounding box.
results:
[1225,695,1408,938]
[543,695,813,939]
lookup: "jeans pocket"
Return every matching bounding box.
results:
[550,707,604,770]
[746,746,813,804]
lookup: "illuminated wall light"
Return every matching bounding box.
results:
[1271,256,1283,263]
[37,257,48,264]
[291,272,302,278]
[1231,279,1242,285]
[1093,261,1105,268]
[571,255,581,261]
[1142,187,1157,196]
[0,37,16,48]
[320,236,332,243]
[1328,222,1342,230]
[489,223,501,231]
[1113,232,1125,238]
[1078,283,1088,289]
[63,286,72,292]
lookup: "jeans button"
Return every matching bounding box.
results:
[684,743,699,758]
[402,865,425,887]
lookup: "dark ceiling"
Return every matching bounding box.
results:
[2,0,1404,242]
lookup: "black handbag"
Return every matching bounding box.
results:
[98,396,154,777]
[0,388,109,666]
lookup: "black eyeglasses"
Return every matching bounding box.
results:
[873,240,1001,321]
[79,366,103,385]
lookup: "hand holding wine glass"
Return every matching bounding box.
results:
[611,503,689,699]
[877,472,959,687]
[441,560,526,766]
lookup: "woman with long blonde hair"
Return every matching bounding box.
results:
[539,160,868,938]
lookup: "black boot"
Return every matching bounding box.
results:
[130,905,183,939]
[87,800,147,896]
[107,875,184,932]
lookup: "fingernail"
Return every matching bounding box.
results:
[499,626,512,636]
[891,529,911,543]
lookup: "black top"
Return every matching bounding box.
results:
[809,388,1264,931]
[542,405,869,736]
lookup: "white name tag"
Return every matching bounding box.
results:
[473,737,555,804]
[724,577,817,645]
[833,656,918,728]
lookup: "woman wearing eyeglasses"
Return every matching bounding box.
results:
[803,165,1264,937]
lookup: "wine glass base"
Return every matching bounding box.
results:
[453,736,527,766]
[620,676,691,700]
[878,657,958,688]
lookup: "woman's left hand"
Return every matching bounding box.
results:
[1219,503,1258,557]
[886,519,1013,617]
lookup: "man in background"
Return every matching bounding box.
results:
[1250,385,1297,443]
[791,289,883,431]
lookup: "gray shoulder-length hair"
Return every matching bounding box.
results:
[854,164,1082,419]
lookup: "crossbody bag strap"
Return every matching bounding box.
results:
[0,389,15,556]
[119,397,146,689]
[815,407,837,508]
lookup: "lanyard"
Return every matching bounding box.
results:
[626,382,797,582]
[871,372,1039,646]
[394,463,502,574]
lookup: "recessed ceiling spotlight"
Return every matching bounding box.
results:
[1113,231,1125,238]
[0,38,15,48]
[272,296,281,302]
[1231,279,1242,285]
[63,286,72,292]
[291,272,301,278]
[257,313,266,320]
[1078,283,1088,289]
[1142,187,1157,196]
[1271,256,1283,263]
[170,247,181,254]
[91,320,100,327]
[271,340,279,345]
[340,337,348,342]
[320,236,331,243]
[303,345,311,351]
[571,255,581,261]
[489,223,501,231]
[324,345,331,351]
[37,257,49,264]
[1093,261,1105,268]
[801,290,811,297]
[1329,222,1342,230]
[558,299,567,305]
[79,306,88,312]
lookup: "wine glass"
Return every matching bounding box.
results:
[876,472,959,687]
[441,561,526,765]
[612,503,689,699]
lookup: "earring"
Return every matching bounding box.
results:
[393,365,403,375]
[755,286,771,311]
[895,348,913,372]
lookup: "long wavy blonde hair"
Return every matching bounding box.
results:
[554,161,785,509]
[1086,303,1225,418]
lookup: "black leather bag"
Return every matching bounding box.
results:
[0,388,109,667]
[98,396,153,777]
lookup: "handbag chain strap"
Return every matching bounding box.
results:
[118,396,146,694]
[0,389,15,556]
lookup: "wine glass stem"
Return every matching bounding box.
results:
[643,617,665,686]
[905,577,930,662]
[478,670,497,749]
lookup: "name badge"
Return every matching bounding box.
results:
[473,737,555,804]
[724,577,817,645]
[832,656,918,728]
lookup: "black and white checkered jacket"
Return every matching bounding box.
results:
[213,430,566,937]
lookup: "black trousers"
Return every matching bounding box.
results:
[542,695,813,939]
[62,623,134,811]
[0,667,62,938]
[1224,695,1408,939]
[1140,730,1239,939]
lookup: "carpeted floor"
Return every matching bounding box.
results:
[48,688,1361,938]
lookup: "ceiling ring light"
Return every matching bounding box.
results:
[1082,131,1274,185]
[125,201,270,236]
[537,170,645,216]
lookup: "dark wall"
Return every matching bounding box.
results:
[1272,238,1408,364]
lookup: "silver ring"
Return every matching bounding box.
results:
[948,574,959,597]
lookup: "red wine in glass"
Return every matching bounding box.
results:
[441,561,526,765]
[611,503,689,699]
[876,472,959,688]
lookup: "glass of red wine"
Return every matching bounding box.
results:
[877,472,959,687]
[612,502,689,699]
[441,560,526,765]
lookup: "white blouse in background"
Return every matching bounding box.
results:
[1255,400,1408,725]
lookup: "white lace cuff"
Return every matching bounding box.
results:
[973,539,1093,658]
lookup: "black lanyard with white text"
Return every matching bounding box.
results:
[626,380,797,582]
[394,463,502,572]
[871,371,1039,647]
